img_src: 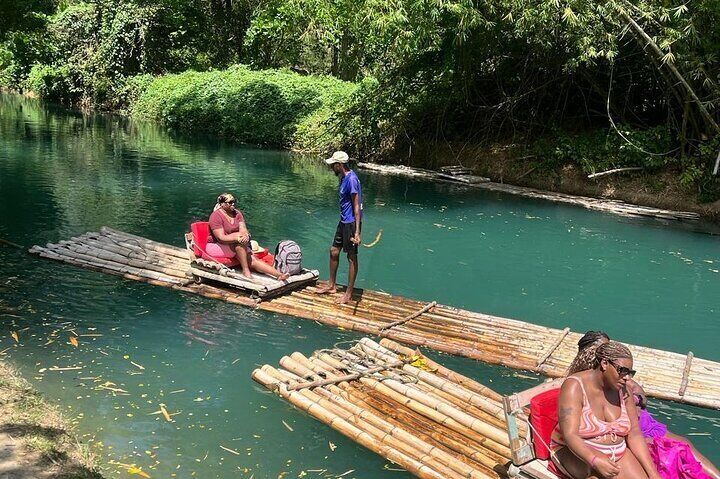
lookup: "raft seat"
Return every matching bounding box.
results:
[189,221,240,267]
[504,378,564,479]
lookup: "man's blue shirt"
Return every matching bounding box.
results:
[339,170,363,224]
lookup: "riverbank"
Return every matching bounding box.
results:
[383,141,720,223]
[0,361,102,478]
[5,86,720,224]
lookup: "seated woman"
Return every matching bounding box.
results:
[551,341,662,479]
[569,332,719,479]
[207,193,289,281]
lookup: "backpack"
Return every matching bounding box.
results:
[274,240,303,275]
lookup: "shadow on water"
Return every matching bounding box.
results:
[1,93,719,476]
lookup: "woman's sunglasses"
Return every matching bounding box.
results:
[609,361,636,378]
[225,200,236,205]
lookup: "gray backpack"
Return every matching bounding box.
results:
[274,240,303,275]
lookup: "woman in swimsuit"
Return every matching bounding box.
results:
[568,332,719,479]
[551,341,662,479]
[207,193,289,281]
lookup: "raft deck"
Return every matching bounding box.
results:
[252,337,519,479]
[29,227,720,410]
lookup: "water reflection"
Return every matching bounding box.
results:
[1,93,719,476]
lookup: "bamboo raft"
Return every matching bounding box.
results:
[252,337,522,479]
[358,162,702,221]
[29,227,720,410]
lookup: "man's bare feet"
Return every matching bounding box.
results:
[315,284,337,295]
[336,292,353,304]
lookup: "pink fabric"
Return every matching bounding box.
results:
[205,242,237,258]
[649,436,712,479]
[208,208,245,241]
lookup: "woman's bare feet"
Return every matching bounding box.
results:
[277,272,290,281]
[315,284,337,294]
[242,269,253,279]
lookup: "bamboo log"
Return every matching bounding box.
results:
[357,339,508,424]
[278,354,510,471]
[252,369,451,479]
[379,301,437,332]
[378,339,504,403]
[537,327,570,367]
[311,357,512,457]
[266,366,491,479]
[678,352,694,397]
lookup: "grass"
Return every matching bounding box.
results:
[0,361,103,478]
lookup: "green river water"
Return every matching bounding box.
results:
[0,93,719,478]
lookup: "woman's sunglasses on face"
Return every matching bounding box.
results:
[609,361,637,378]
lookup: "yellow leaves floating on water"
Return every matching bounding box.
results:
[10,331,18,343]
[159,403,172,422]
[328,442,337,451]
[219,445,240,455]
[69,335,79,348]
[96,381,129,395]
[149,404,180,421]
[123,355,145,370]
[111,462,151,478]
[127,466,151,478]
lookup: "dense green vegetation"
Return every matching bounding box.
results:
[2,0,719,201]
[132,66,356,149]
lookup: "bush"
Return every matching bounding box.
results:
[132,65,357,149]
[25,63,83,102]
[533,126,676,174]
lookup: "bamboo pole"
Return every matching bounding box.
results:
[267,368,491,479]
[276,354,509,472]
[252,369,451,479]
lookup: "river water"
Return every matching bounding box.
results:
[0,94,718,477]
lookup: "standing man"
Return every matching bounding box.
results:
[317,151,362,304]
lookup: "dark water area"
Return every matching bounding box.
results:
[0,94,718,477]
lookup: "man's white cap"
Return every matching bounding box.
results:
[324,151,349,164]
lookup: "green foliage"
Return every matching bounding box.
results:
[2,0,719,194]
[25,63,83,102]
[533,126,675,174]
[133,65,357,148]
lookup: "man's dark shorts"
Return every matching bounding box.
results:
[332,221,361,255]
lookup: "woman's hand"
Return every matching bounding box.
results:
[235,232,249,245]
[592,456,620,478]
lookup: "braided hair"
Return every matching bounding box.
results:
[567,331,610,375]
[593,341,632,370]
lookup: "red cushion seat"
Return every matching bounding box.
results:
[530,388,560,460]
[190,221,240,267]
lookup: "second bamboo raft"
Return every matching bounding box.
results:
[29,227,720,410]
[252,337,522,479]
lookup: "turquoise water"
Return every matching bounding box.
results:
[0,93,718,477]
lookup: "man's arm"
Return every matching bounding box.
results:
[351,193,361,244]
